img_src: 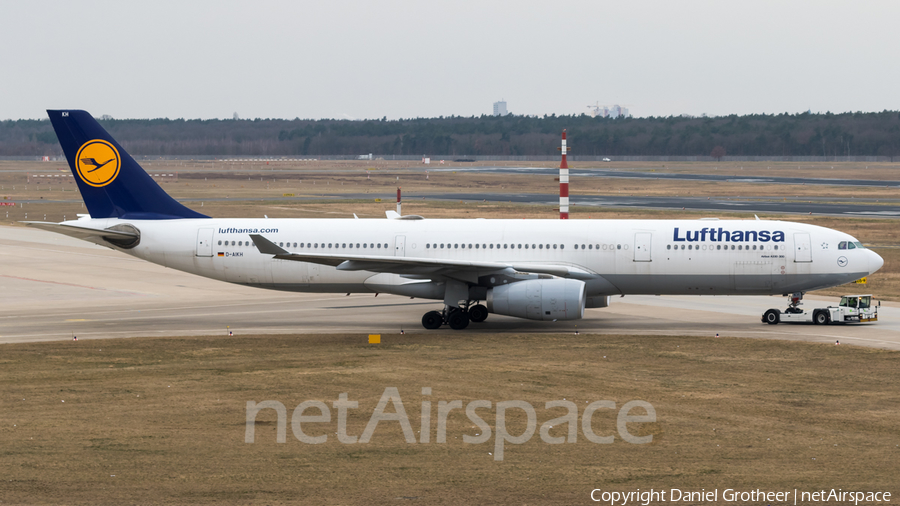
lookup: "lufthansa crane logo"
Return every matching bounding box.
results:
[75,139,120,187]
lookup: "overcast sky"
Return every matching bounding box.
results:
[2,1,898,120]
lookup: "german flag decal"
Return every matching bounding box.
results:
[217,252,224,257]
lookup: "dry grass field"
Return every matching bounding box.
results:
[1,333,898,505]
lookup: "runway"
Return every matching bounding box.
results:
[3,225,898,350]
[436,166,900,188]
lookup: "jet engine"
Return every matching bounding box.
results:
[487,279,585,321]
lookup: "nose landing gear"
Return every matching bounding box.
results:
[421,302,489,330]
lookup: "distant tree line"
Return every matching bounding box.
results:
[3,111,900,160]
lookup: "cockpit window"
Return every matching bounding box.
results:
[854,241,865,249]
[838,241,847,250]
[848,242,856,249]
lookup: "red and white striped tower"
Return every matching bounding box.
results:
[559,129,569,219]
[396,187,402,215]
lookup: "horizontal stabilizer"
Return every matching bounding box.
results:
[23,221,138,241]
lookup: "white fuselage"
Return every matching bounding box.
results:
[69,217,882,300]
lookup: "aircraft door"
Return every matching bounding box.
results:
[196,228,214,257]
[634,232,651,262]
[394,235,406,257]
[794,233,812,263]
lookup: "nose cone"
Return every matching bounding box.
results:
[868,249,884,275]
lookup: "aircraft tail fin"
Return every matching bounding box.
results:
[46,110,208,220]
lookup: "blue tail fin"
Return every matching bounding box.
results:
[47,110,208,220]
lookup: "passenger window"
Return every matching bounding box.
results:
[667,245,671,250]
[553,244,557,249]
[560,245,565,249]
[717,245,721,250]
[617,244,621,250]
[342,243,346,248]
[426,244,430,248]
[377,244,381,248]
[217,240,222,245]
[518,244,522,249]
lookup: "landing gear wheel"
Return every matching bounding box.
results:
[814,310,829,325]
[447,310,470,330]
[422,311,443,330]
[763,309,780,325]
[469,304,488,323]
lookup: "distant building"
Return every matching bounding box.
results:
[493,100,508,116]
[608,105,630,119]
[588,103,631,118]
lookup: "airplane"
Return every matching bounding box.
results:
[27,110,884,330]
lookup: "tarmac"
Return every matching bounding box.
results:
[3,224,899,350]
[435,166,900,188]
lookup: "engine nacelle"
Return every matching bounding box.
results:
[585,296,611,308]
[487,279,585,321]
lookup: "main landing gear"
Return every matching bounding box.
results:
[422,302,489,330]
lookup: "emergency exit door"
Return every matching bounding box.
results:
[634,232,652,262]
[794,233,812,263]
[196,228,214,257]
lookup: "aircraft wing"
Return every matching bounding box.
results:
[23,221,139,241]
[249,234,596,280]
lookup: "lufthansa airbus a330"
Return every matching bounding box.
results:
[27,110,883,330]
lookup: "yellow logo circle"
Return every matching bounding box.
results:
[75,140,120,187]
